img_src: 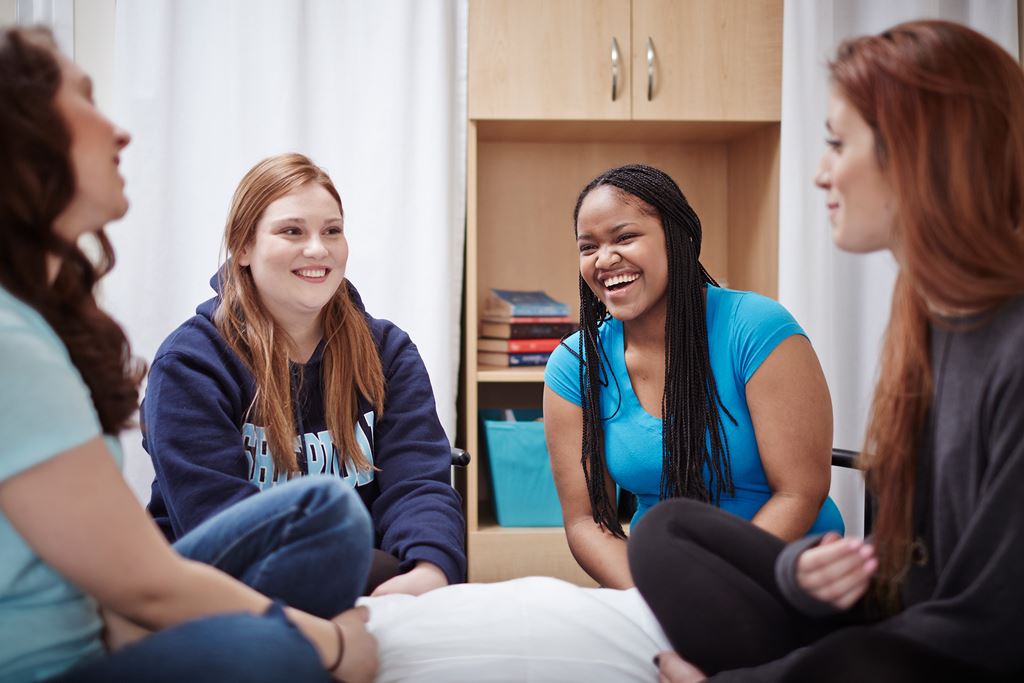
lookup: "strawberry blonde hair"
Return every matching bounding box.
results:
[831,21,1024,604]
[216,153,384,474]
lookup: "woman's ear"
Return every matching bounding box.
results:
[236,247,250,268]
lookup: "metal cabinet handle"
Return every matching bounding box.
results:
[646,37,655,101]
[611,37,621,101]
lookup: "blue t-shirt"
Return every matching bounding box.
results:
[545,286,844,534]
[0,285,120,682]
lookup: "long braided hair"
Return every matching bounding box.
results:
[573,164,734,537]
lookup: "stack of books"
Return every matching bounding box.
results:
[478,289,576,367]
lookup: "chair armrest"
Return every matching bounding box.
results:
[450,447,471,468]
[831,448,859,469]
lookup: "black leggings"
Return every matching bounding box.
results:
[627,499,989,682]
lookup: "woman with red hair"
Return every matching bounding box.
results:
[628,20,1024,682]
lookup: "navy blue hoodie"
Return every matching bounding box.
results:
[142,276,466,583]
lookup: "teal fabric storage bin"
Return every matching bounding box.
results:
[481,409,563,527]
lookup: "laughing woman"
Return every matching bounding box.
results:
[544,165,844,589]
[142,153,465,596]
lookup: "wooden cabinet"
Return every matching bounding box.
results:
[469,0,782,121]
[468,0,631,119]
[462,0,783,584]
[631,0,782,120]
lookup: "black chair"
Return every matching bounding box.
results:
[450,447,471,467]
[831,447,872,534]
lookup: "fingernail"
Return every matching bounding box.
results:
[653,655,661,667]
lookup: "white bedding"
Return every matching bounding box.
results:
[358,576,671,682]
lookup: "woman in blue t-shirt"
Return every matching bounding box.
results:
[0,26,375,683]
[544,164,843,588]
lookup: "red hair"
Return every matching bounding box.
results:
[831,20,1024,604]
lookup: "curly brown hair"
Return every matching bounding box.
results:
[0,26,144,434]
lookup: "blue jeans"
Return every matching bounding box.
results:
[53,603,331,683]
[173,476,373,616]
[53,477,372,682]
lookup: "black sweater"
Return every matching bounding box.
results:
[758,296,1024,679]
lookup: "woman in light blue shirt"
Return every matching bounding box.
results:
[0,26,374,683]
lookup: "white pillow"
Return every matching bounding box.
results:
[358,576,671,682]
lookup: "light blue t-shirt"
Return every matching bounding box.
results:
[545,286,844,534]
[0,285,120,682]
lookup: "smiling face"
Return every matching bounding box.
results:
[51,50,131,242]
[576,185,669,325]
[238,182,348,330]
[815,89,899,253]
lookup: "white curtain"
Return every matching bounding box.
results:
[102,0,468,500]
[14,0,73,52]
[780,0,1017,536]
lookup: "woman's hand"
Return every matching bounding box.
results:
[370,561,448,597]
[101,607,150,652]
[796,532,877,609]
[656,650,706,683]
[332,606,378,683]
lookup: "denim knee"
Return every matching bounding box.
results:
[293,476,373,545]
[192,608,330,682]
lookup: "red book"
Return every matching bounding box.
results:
[478,338,561,354]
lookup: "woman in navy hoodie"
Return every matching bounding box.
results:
[143,153,465,596]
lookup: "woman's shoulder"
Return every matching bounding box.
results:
[151,299,247,377]
[707,287,806,382]
[544,319,620,397]
[0,288,103,478]
[709,285,794,318]
[0,285,69,362]
[547,319,619,367]
[546,331,581,375]
[709,286,802,336]
[966,295,1024,388]
[155,310,220,357]
[1,284,46,327]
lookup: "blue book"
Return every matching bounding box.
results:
[483,289,569,320]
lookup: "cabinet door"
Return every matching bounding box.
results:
[469,0,631,120]
[632,0,782,121]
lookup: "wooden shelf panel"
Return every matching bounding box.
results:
[476,367,546,383]
[468,524,597,586]
[476,119,777,144]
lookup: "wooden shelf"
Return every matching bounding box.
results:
[469,523,596,586]
[476,119,777,144]
[474,521,564,536]
[476,367,546,383]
